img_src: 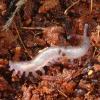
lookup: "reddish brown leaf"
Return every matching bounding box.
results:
[62,81,76,94]
[93,64,100,72]
[43,26,67,46]
[0,77,12,91]
[39,0,60,13]
[13,46,22,61]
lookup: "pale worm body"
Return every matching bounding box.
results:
[9,24,90,76]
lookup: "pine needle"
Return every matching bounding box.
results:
[64,0,80,15]
[2,0,27,31]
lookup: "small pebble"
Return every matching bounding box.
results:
[88,70,93,76]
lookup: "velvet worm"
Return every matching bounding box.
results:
[9,24,90,76]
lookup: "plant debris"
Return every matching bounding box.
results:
[0,0,100,99]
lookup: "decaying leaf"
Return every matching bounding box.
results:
[23,0,34,25]
[21,85,33,100]
[0,0,7,16]
[93,64,100,72]
[0,30,18,54]
[0,77,12,91]
[43,26,67,46]
[79,79,94,91]
[62,81,76,94]
[12,46,22,61]
[0,59,8,68]
[97,55,100,62]
[90,25,100,47]
[38,0,60,13]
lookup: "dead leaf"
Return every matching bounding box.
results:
[39,0,60,13]
[0,30,18,54]
[62,81,76,94]
[93,64,100,72]
[23,0,34,25]
[13,46,22,61]
[0,59,8,68]
[0,0,7,15]
[0,77,12,91]
[43,26,67,46]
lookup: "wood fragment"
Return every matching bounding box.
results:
[64,0,80,15]
[90,0,93,13]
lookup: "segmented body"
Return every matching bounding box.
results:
[9,24,90,76]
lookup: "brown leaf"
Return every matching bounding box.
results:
[21,85,33,100]
[90,25,100,47]
[79,80,94,91]
[41,75,63,83]
[42,86,53,94]
[91,32,100,47]
[31,94,40,100]
[13,46,22,61]
[43,26,67,46]
[0,77,12,91]
[0,0,7,15]
[62,68,82,81]
[93,64,100,72]
[23,0,34,25]
[97,55,100,62]
[62,81,76,94]
[0,59,8,68]
[39,0,60,13]
[0,30,18,55]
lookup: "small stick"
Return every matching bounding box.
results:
[21,26,45,30]
[2,0,27,31]
[64,0,80,15]
[50,83,68,98]
[96,52,100,58]
[57,89,68,98]
[14,23,33,59]
[90,0,93,13]
[97,24,100,44]
[92,47,97,58]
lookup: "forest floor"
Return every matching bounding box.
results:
[0,0,100,100]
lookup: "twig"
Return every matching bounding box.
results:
[96,52,100,58]
[90,0,93,13]
[21,26,45,30]
[64,0,80,15]
[2,0,27,31]
[92,47,97,58]
[14,22,33,59]
[50,83,68,98]
[97,24,100,43]
[57,89,68,98]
